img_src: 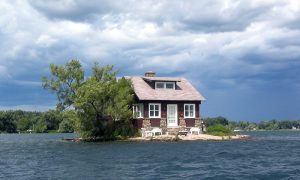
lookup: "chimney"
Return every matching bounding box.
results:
[145,71,156,77]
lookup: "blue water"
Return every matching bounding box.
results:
[1,131,300,180]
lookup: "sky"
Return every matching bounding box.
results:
[0,0,300,121]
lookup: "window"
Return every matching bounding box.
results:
[166,82,175,89]
[149,103,161,118]
[155,82,175,90]
[133,104,144,118]
[156,82,164,89]
[184,104,195,118]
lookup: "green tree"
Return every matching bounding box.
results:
[59,110,78,133]
[74,64,134,139]
[0,111,17,133]
[42,60,135,139]
[203,116,229,127]
[17,117,32,131]
[42,59,84,111]
[42,110,63,130]
[34,118,47,133]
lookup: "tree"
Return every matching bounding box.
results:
[203,116,229,127]
[17,117,32,131]
[74,64,134,138]
[42,60,135,139]
[42,110,63,130]
[59,110,78,133]
[34,118,47,133]
[42,59,84,111]
[0,111,17,133]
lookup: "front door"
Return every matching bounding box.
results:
[167,104,178,127]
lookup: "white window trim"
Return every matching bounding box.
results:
[149,103,161,118]
[155,82,165,89]
[165,82,175,89]
[133,103,144,118]
[184,104,195,118]
[155,82,175,90]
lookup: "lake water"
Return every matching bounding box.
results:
[1,131,300,180]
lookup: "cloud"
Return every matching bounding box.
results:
[28,0,115,21]
[0,0,300,120]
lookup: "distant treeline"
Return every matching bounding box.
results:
[203,117,300,131]
[0,110,74,133]
[1,111,300,133]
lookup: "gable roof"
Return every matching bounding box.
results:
[127,76,205,101]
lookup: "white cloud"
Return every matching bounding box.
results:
[0,65,10,80]
[36,34,57,47]
[0,0,300,120]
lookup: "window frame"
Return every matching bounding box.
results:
[184,104,195,118]
[149,103,161,118]
[133,103,144,118]
[155,81,175,90]
[155,82,165,89]
[165,82,175,89]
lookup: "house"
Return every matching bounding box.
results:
[127,71,206,134]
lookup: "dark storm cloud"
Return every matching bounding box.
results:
[0,0,300,120]
[28,0,116,21]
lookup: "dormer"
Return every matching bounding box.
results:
[155,81,175,90]
[142,71,181,90]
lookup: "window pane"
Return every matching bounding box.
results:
[155,105,159,111]
[150,111,154,117]
[156,83,164,89]
[190,111,194,117]
[155,111,159,117]
[190,105,193,110]
[185,111,189,117]
[185,105,189,111]
[166,83,174,89]
[139,104,143,117]
[150,105,154,111]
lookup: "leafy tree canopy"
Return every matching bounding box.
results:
[42,60,135,139]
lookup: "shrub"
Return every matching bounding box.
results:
[206,124,233,136]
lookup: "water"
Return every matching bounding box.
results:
[1,132,300,180]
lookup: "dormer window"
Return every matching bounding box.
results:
[166,82,175,89]
[156,82,164,89]
[155,82,175,90]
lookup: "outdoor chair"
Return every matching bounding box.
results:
[151,127,162,136]
[190,127,201,135]
[141,128,153,138]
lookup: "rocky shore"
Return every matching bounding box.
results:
[127,134,252,142]
[63,134,252,142]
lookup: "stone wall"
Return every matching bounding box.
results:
[160,118,167,133]
[195,118,201,127]
[195,118,203,133]
[179,117,186,130]
[142,118,151,130]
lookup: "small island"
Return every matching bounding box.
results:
[1,60,298,141]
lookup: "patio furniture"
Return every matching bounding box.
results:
[141,128,153,137]
[190,127,200,135]
[178,130,188,136]
[151,128,162,136]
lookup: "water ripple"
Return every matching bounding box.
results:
[1,132,300,179]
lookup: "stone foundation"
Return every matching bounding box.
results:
[160,118,167,133]
[195,118,201,127]
[179,117,186,130]
[142,118,151,130]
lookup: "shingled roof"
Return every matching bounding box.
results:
[127,76,205,101]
